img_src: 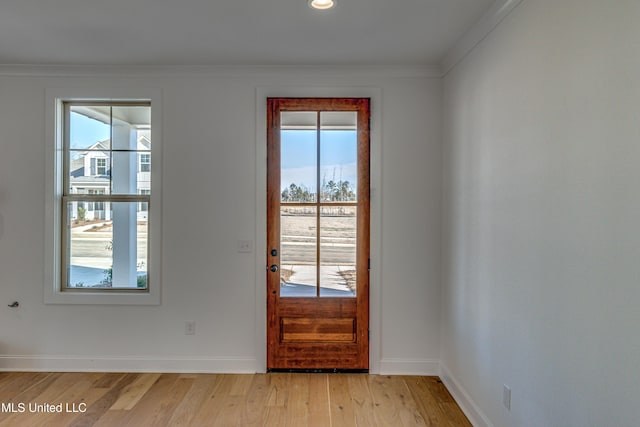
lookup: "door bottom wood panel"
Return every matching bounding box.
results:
[281,318,356,343]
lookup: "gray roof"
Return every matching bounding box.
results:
[70,176,110,184]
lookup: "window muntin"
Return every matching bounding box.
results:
[62,102,151,291]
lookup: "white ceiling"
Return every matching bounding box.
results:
[0,0,495,66]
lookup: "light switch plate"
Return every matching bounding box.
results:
[237,240,253,253]
[185,321,196,335]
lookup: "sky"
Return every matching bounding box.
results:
[281,129,357,193]
[70,112,110,149]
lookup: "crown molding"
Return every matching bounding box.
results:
[0,63,442,79]
[441,0,526,76]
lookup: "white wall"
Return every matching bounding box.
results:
[0,68,442,374]
[379,79,442,374]
[442,0,640,426]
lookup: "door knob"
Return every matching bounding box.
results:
[269,264,279,272]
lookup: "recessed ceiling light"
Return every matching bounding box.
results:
[309,0,335,10]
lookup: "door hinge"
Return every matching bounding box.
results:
[368,329,371,340]
[368,258,371,270]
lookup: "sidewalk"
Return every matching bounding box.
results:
[280,265,356,297]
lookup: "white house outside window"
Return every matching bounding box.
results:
[62,102,152,291]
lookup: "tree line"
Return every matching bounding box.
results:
[281,180,356,202]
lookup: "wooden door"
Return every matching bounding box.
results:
[267,98,370,371]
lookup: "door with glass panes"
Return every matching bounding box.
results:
[267,98,370,370]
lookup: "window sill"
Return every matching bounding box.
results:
[44,287,160,305]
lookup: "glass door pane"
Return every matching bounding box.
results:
[320,206,357,297]
[280,110,318,297]
[320,111,358,202]
[280,206,317,297]
[281,111,317,202]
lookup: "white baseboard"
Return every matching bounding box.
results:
[378,358,440,375]
[0,355,258,373]
[439,363,494,427]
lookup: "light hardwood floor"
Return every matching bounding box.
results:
[0,372,471,426]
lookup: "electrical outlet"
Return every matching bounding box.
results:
[185,321,196,335]
[503,384,511,410]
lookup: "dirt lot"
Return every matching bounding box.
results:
[280,208,357,293]
[280,210,356,266]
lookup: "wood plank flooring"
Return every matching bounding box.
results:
[0,372,471,426]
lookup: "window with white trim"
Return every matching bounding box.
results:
[140,153,151,172]
[96,157,108,175]
[62,102,152,291]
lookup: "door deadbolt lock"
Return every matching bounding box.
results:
[271,249,278,256]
